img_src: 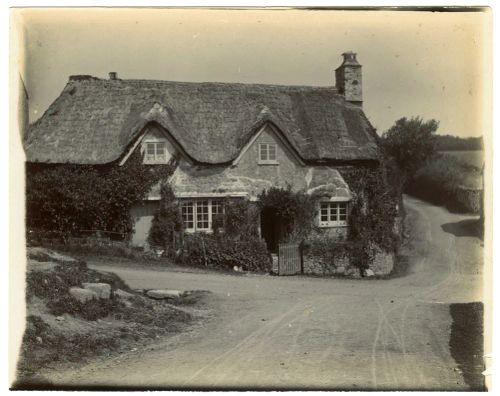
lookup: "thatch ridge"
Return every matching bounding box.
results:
[25,76,380,164]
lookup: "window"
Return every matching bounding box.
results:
[144,141,167,163]
[319,202,349,227]
[181,199,224,232]
[181,201,194,230]
[196,200,210,230]
[259,143,278,164]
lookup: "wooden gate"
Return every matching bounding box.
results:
[278,243,302,276]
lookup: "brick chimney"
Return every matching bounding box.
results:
[335,51,362,106]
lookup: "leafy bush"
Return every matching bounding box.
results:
[181,233,271,272]
[223,199,260,239]
[26,151,174,238]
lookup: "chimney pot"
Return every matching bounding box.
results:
[109,72,117,80]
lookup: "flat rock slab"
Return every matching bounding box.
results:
[69,287,98,303]
[82,283,111,299]
[146,289,183,300]
[114,289,136,299]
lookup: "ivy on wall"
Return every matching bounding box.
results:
[26,151,174,239]
[340,166,400,270]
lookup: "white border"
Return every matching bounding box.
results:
[3,2,496,394]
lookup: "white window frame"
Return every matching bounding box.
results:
[318,201,349,227]
[144,140,168,164]
[181,199,225,233]
[258,143,278,165]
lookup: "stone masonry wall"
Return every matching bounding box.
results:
[303,245,351,276]
[367,242,394,276]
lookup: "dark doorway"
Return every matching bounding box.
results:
[260,206,283,253]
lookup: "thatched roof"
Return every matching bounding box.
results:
[25,76,380,164]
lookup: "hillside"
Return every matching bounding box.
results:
[435,135,483,151]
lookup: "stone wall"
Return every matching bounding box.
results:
[302,236,395,278]
[303,244,351,276]
[367,243,394,276]
[455,186,482,214]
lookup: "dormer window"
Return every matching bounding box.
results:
[144,141,167,164]
[259,143,278,164]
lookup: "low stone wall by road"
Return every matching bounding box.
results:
[302,239,394,277]
[455,186,482,214]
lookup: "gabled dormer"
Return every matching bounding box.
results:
[232,122,305,168]
[119,121,192,167]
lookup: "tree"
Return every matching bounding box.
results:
[381,116,439,187]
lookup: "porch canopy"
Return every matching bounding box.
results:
[160,165,352,202]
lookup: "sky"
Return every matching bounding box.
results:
[17,8,490,137]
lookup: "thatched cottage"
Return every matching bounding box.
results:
[25,52,385,257]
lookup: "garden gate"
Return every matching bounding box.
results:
[278,243,302,275]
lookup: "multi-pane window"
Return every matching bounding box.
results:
[144,141,167,163]
[259,143,278,163]
[181,201,194,230]
[196,200,210,230]
[319,202,349,227]
[181,200,224,232]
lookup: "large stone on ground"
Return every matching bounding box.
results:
[82,282,111,299]
[146,289,183,300]
[69,287,98,303]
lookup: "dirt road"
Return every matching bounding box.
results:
[45,196,484,390]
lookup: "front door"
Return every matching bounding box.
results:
[260,206,282,253]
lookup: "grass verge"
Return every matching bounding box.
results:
[14,247,209,389]
[449,302,485,391]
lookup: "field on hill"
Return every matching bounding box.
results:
[440,151,484,169]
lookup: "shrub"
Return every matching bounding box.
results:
[147,183,183,251]
[180,233,271,272]
[223,199,260,239]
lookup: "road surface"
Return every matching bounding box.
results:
[45,196,484,390]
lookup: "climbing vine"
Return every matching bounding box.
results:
[340,166,400,270]
[258,185,318,242]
